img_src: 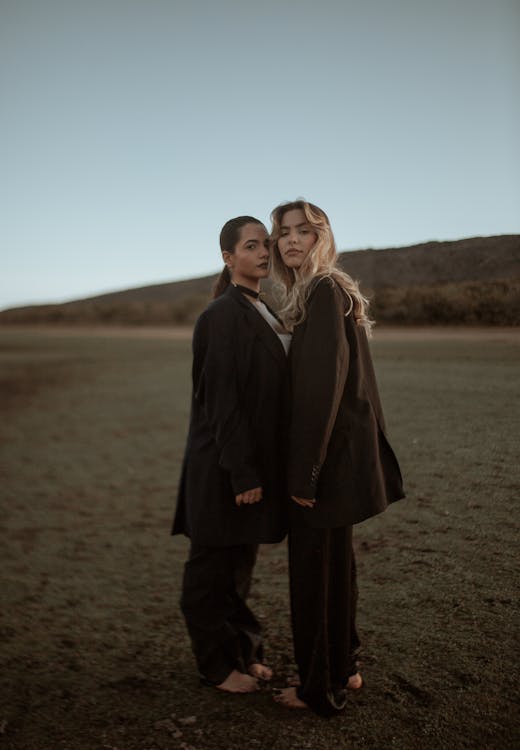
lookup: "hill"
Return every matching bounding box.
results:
[2,235,519,325]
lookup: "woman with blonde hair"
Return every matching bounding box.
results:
[270,200,404,716]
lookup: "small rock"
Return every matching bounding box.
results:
[177,716,197,726]
[153,719,182,737]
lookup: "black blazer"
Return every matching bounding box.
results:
[172,285,289,546]
[288,276,404,527]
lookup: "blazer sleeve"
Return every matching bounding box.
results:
[288,278,349,499]
[192,306,261,495]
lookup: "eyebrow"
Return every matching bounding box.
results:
[280,222,309,229]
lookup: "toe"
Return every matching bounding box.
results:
[249,663,273,681]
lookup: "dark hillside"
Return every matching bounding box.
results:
[337,235,520,289]
[2,235,519,325]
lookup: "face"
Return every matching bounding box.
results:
[277,208,317,269]
[223,223,270,286]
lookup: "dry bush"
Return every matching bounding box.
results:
[2,282,519,327]
[370,279,520,325]
[0,294,210,326]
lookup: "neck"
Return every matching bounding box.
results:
[231,275,261,294]
[231,281,263,300]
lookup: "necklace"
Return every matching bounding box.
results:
[232,282,262,300]
[232,281,287,333]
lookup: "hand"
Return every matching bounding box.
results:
[291,495,316,508]
[236,487,263,506]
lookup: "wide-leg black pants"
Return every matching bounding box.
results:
[288,525,360,716]
[180,543,263,684]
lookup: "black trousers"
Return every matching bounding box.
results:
[288,525,360,717]
[180,543,263,684]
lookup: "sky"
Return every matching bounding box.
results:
[1,0,519,309]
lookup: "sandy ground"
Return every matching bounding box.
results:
[0,327,519,749]
[0,324,518,343]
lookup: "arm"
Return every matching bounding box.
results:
[193,307,261,498]
[288,278,350,500]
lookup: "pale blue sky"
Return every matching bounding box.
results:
[2,0,519,309]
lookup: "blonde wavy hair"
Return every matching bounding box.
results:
[270,199,373,334]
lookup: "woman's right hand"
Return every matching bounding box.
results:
[236,487,263,506]
[291,495,316,508]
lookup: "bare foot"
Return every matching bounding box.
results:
[248,663,273,681]
[286,672,363,689]
[347,672,363,690]
[273,686,309,709]
[216,670,259,693]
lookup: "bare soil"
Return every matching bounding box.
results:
[0,327,518,749]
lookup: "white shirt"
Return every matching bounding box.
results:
[248,296,292,356]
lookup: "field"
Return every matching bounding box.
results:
[1,326,518,750]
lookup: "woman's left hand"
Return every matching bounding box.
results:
[236,487,263,506]
[291,496,316,508]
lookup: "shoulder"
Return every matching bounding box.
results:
[194,291,249,345]
[306,275,352,315]
[307,274,340,299]
[196,294,236,327]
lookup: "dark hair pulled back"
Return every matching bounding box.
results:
[213,215,264,298]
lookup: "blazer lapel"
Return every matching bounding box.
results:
[226,285,288,371]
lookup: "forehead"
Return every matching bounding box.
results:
[238,223,267,243]
[280,208,307,226]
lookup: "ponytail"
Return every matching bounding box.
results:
[213,265,231,298]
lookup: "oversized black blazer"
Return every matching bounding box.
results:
[288,276,404,528]
[172,284,289,546]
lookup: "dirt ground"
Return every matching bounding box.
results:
[0,326,518,750]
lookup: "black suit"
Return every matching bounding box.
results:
[286,276,404,715]
[173,284,288,546]
[288,276,404,522]
[172,284,289,684]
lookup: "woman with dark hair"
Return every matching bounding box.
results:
[172,216,289,694]
[269,200,404,715]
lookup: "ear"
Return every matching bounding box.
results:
[222,251,234,269]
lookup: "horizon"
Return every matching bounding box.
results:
[2,0,519,310]
[2,231,517,311]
